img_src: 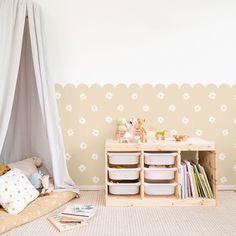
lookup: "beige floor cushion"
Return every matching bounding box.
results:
[0,191,76,234]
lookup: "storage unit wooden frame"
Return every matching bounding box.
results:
[105,138,217,206]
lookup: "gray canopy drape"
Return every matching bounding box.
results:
[0,0,79,194]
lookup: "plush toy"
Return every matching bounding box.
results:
[29,171,43,189]
[31,156,43,167]
[0,164,11,176]
[135,118,147,143]
[40,175,54,196]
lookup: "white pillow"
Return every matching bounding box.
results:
[9,158,38,178]
[0,168,39,214]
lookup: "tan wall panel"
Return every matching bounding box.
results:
[55,84,236,186]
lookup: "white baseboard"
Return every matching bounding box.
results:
[78,185,105,191]
[78,185,236,191]
[218,185,236,190]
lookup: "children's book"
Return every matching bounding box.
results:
[48,213,88,232]
[48,204,96,232]
[61,204,96,220]
[200,165,214,198]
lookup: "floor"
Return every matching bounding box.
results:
[3,190,236,236]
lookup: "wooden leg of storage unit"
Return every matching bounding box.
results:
[105,149,108,206]
[140,151,144,199]
[176,151,181,199]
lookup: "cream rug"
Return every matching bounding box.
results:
[2,190,236,236]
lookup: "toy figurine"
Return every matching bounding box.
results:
[156,130,167,140]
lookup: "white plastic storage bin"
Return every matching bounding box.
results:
[144,183,177,195]
[144,152,177,165]
[108,182,140,195]
[108,152,140,165]
[144,167,177,180]
[108,168,140,180]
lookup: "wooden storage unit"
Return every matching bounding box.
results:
[105,138,217,206]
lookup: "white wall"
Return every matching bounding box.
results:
[36,0,236,85]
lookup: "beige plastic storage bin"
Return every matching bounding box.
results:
[108,168,140,180]
[144,152,177,165]
[108,182,140,195]
[144,167,177,180]
[144,183,177,195]
[108,152,140,165]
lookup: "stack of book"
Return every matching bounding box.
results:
[181,161,214,199]
[48,205,96,232]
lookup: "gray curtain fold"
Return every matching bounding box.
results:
[0,0,79,194]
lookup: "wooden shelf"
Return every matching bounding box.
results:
[105,138,217,207]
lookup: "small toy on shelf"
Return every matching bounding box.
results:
[156,129,167,140]
[135,118,147,143]
[173,135,189,142]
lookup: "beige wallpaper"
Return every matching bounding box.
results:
[55,84,236,187]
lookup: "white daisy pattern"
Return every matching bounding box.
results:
[234,144,236,149]
[78,164,86,172]
[233,165,236,172]
[209,116,216,124]
[105,116,113,124]
[92,129,100,137]
[79,117,86,125]
[105,92,113,100]
[218,153,226,161]
[157,116,164,124]
[208,92,216,100]
[117,104,124,112]
[233,117,236,124]
[182,117,189,125]
[92,176,100,184]
[143,105,150,112]
[91,105,98,112]
[65,104,72,112]
[220,105,228,112]
[67,129,74,136]
[183,93,190,100]
[91,153,99,160]
[80,142,88,150]
[220,176,227,184]
[157,92,165,100]
[195,129,203,136]
[194,105,201,112]
[222,129,229,136]
[80,93,86,100]
[56,92,61,100]
[65,153,71,161]
[168,105,176,112]
[131,93,138,100]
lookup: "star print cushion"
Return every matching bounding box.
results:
[0,168,39,214]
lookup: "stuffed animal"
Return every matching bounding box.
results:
[0,164,11,176]
[40,175,54,196]
[135,118,147,143]
[31,156,43,167]
[29,171,43,189]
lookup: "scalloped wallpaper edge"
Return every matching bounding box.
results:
[55,84,236,186]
